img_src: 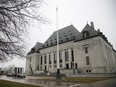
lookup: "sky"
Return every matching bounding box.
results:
[0,0,116,69]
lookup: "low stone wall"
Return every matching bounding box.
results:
[60,69,73,75]
[66,73,116,77]
[34,70,44,74]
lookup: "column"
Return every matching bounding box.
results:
[68,49,71,68]
[42,55,44,70]
[39,56,41,70]
[46,53,49,71]
[62,50,65,68]
[51,53,54,71]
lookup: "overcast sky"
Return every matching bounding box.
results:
[0,0,116,68]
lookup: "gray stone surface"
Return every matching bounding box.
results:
[0,75,116,87]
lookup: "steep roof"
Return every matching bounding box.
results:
[28,42,43,54]
[43,25,80,47]
[28,25,80,54]
[75,24,99,41]
[28,22,115,55]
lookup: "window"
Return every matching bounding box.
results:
[86,70,91,73]
[65,50,69,61]
[49,54,51,64]
[65,37,69,41]
[65,35,67,37]
[86,56,90,65]
[59,52,62,63]
[71,36,75,39]
[70,33,72,35]
[85,47,88,54]
[50,42,53,45]
[44,55,46,64]
[54,65,57,68]
[71,63,74,68]
[71,49,74,61]
[37,65,39,70]
[60,39,63,42]
[40,66,42,70]
[75,63,78,69]
[55,41,57,44]
[60,64,62,68]
[41,56,42,65]
[46,44,48,46]
[54,53,56,63]
[45,65,46,71]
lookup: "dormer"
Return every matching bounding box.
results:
[82,31,89,38]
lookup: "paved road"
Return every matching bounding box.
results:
[93,78,116,87]
[0,75,116,87]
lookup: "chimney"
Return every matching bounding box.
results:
[90,21,94,29]
[97,29,100,32]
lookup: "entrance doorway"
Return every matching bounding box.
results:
[66,64,69,69]
[75,63,77,69]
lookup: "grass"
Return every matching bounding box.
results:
[0,80,42,87]
[63,77,112,83]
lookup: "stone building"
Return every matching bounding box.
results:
[26,22,116,75]
[7,65,24,74]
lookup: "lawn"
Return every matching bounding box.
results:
[63,77,112,83]
[0,80,42,87]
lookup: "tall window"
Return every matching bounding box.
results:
[71,49,74,61]
[44,55,46,64]
[65,50,69,61]
[49,54,51,64]
[59,51,62,63]
[54,53,56,63]
[85,47,88,54]
[41,56,42,65]
[86,56,90,65]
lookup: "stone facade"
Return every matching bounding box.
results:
[26,22,116,75]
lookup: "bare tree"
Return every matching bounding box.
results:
[0,0,45,61]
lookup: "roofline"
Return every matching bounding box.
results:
[75,33,113,49]
[113,49,116,53]
[40,39,75,50]
[74,35,100,42]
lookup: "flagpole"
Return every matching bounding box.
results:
[56,7,60,79]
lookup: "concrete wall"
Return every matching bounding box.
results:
[26,36,116,74]
[25,53,39,74]
[38,41,74,72]
[100,37,116,73]
[74,36,116,74]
